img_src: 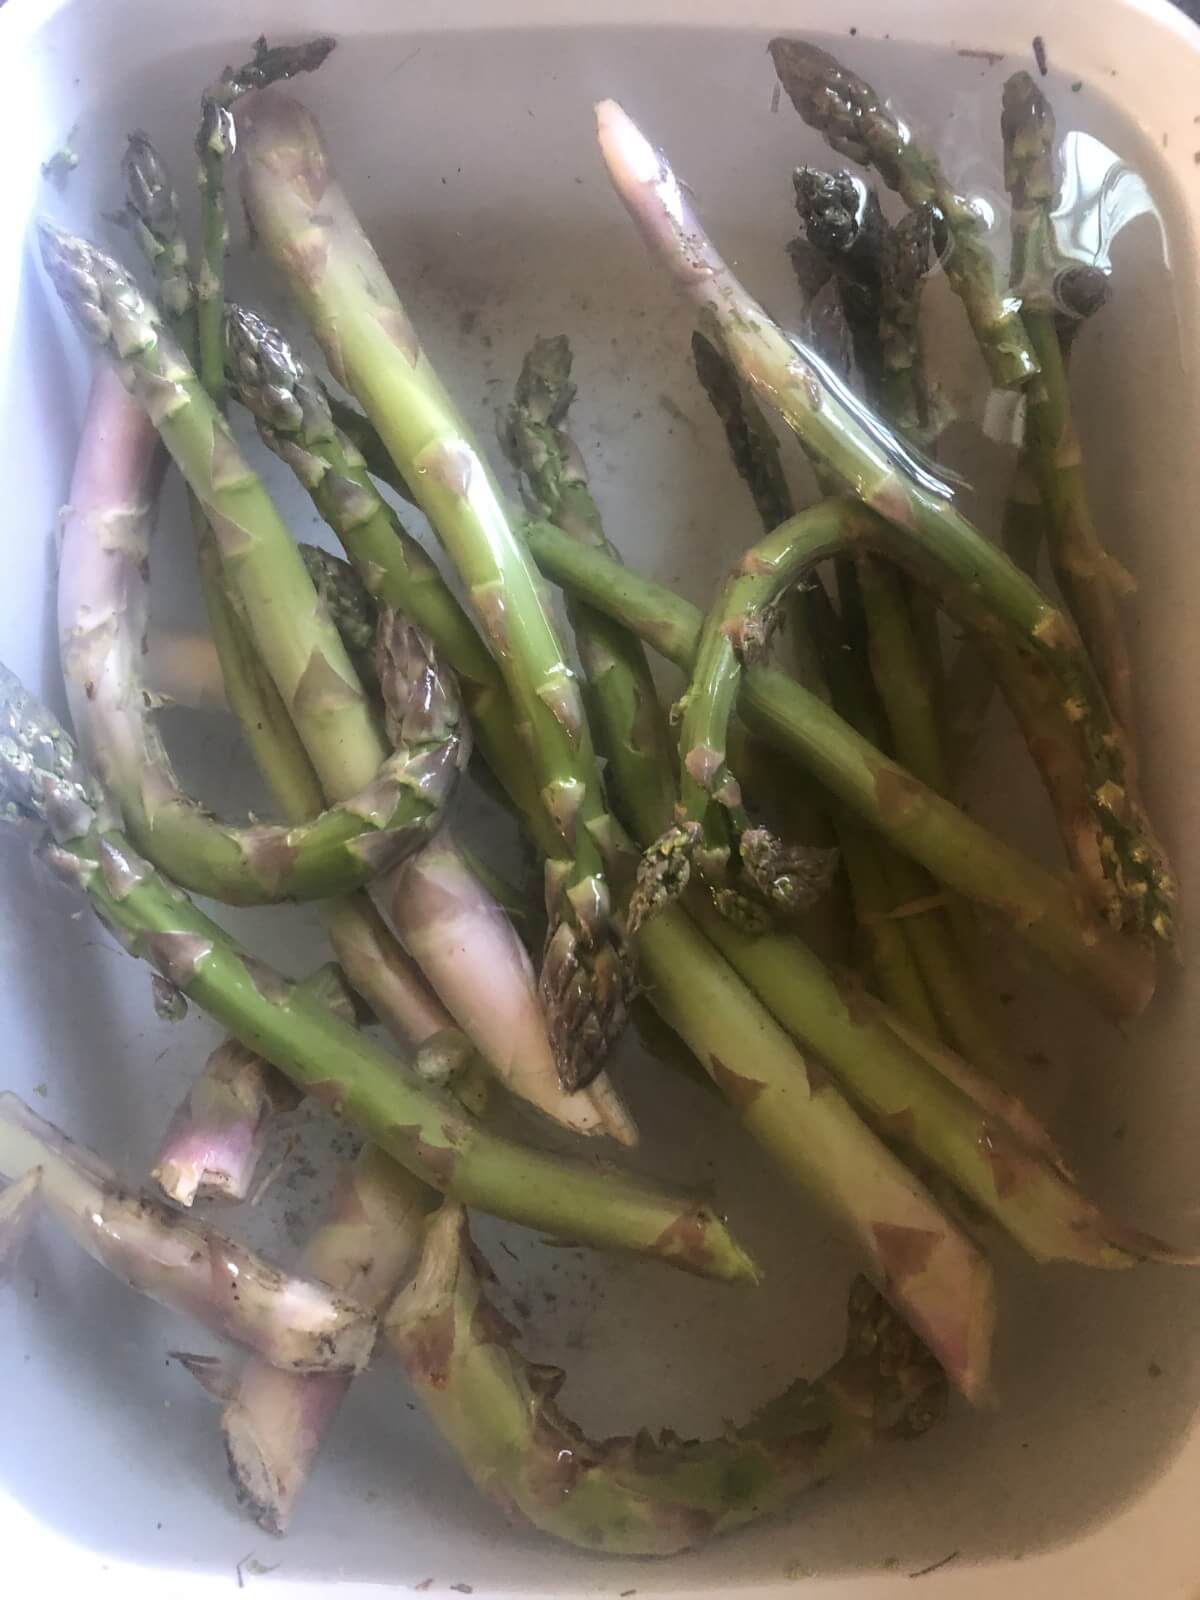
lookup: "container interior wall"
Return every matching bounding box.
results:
[2,2,1200,1594]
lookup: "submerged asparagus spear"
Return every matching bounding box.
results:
[594,99,1174,953]
[223,308,634,1142]
[387,1205,946,1556]
[56,366,467,904]
[238,90,632,1093]
[1001,70,1135,743]
[0,664,753,1280]
[0,1094,376,1372]
[769,38,1037,389]
[223,1146,432,1533]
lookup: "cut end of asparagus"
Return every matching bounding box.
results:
[0,1167,42,1282]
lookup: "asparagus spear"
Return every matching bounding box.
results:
[223,1134,432,1531]
[224,303,545,832]
[0,664,753,1280]
[522,511,1152,1018]
[0,1169,41,1282]
[195,34,336,403]
[226,313,634,1140]
[768,38,1037,389]
[238,90,631,1092]
[1001,71,1135,741]
[386,1204,946,1556]
[594,100,1174,953]
[0,1094,376,1372]
[56,368,468,904]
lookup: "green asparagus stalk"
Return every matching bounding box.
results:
[222,307,636,1143]
[223,1129,433,1532]
[120,144,574,1154]
[122,132,194,343]
[594,100,1174,953]
[224,304,544,830]
[768,38,1037,389]
[0,1093,377,1372]
[386,1204,946,1556]
[195,34,335,402]
[1002,71,1136,742]
[500,334,679,843]
[56,367,468,903]
[519,515,1153,1019]
[0,664,753,1280]
[238,90,630,1092]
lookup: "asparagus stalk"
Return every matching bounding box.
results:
[238,91,631,1092]
[0,1094,376,1372]
[224,311,637,1139]
[594,100,1174,953]
[225,314,633,1141]
[500,335,679,845]
[0,1169,42,1282]
[386,1204,946,1556]
[0,663,751,1279]
[224,303,545,833]
[122,132,193,342]
[55,366,468,904]
[195,34,336,403]
[768,38,1038,389]
[152,964,357,1206]
[223,1141,432,1532]
[1001,71,1136,742]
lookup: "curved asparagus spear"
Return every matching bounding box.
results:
[520,515,1153,1019]
[238,90,631,1092]
[768,38,1037,389]
[56,365,468,903]
[195,34,336,402]
[223,1139,432,1532]
[1002,71,1135,742]
[0,664,752,1280]
[594,99,1173,952]
[387,1205,946,1556]
[0,1094,376,1372]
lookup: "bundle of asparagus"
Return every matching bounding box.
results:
[3,29,1188,1560]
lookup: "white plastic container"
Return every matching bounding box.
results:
[3,0,1200,1593]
